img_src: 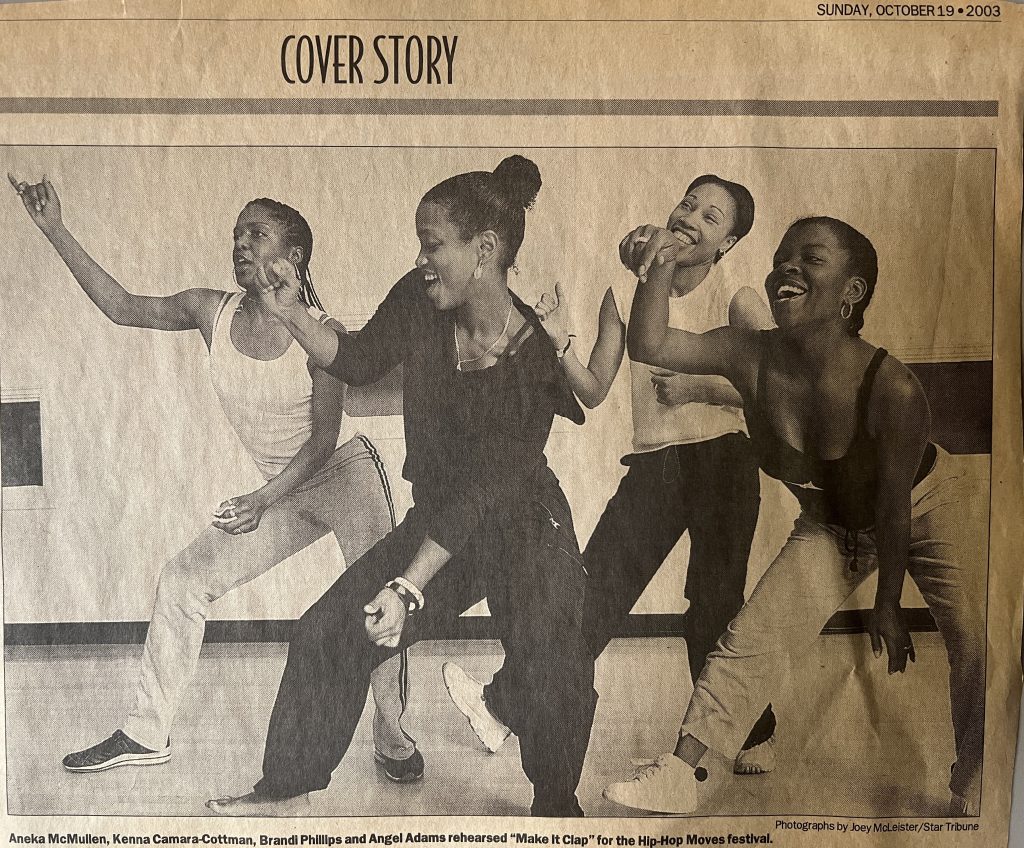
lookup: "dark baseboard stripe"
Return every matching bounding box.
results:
[3,609,937,647]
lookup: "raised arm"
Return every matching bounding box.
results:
[623,226,755,389]
[9,174,221,336]
[257,259,415,385]
[867,358,931,674]
[649,285,776,409]
[535,283,625,408]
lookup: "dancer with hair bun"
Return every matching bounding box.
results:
[9,176,415,781]
[208,155,595,818]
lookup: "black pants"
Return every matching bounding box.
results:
[582,434,775,746]
[254,468,597,817]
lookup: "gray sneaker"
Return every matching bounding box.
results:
[63,730,170,772]
[374,747,425,783]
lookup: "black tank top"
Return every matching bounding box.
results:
[746,336,936,533]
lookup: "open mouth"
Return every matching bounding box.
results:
[422,269,443,296]
[670,226,699,247]
[773,282,807,302]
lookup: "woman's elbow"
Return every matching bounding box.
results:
[626,334,664,367]
[306,433,340,464]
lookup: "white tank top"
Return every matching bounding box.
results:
[208,292,352,481]
[625,263,749,453]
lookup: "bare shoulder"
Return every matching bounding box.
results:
[178,288,233,346]
[875,353,926,404]
[178,287,232,321]
[729,286,773,331]
[869,351,930,433]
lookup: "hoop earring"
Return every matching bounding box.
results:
[840,301,853,320]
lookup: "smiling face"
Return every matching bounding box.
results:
[232,203,299,289]
[665,182,739,269]
[415,201,481,311]
[765,221,865,331]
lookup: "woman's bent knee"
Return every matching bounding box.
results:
[155,555,212,612]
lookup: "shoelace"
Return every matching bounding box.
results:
[631,758,657,778]
[631,759,665,782]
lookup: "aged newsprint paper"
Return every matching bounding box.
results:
[0,0,1022,846]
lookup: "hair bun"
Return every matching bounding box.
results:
[492,155,542,210]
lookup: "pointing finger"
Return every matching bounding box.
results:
[553,280,566,305]
[8,173,26,195]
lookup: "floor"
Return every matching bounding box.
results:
[3,634,963,818]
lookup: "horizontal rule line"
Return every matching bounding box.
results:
[0,17,1008,22]
[0,98,999,118]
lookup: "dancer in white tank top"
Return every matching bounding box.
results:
[527,175,780,775]
[10,175,421,782]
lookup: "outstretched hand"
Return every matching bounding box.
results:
[9,173,63,235]
[619,225,683,283]
[254,257,303,317]
[533,281,572,350]
[868,602,916,675]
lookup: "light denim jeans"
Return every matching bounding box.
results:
[123,434,415,760]
[681,447,986,809]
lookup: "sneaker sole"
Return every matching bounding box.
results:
[602,787,695,815]
[64,751,171,773]
[441,663,510,753]
[372,752,424,784]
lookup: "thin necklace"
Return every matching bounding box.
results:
[455,296,514,372]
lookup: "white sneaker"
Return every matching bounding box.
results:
[603,754,698,814]
[441,662,511,753]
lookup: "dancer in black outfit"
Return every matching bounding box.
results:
[208,155,596,818]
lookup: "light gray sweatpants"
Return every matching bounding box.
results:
[681,448,986,808]
[123,434,414,760]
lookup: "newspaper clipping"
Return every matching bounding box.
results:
[0,1,1022,846]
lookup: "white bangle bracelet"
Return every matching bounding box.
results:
[391,576,425,612]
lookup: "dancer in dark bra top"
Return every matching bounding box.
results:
[749,337,936,534]
[601,214,985,818]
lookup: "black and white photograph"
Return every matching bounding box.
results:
[0,144,995,822]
